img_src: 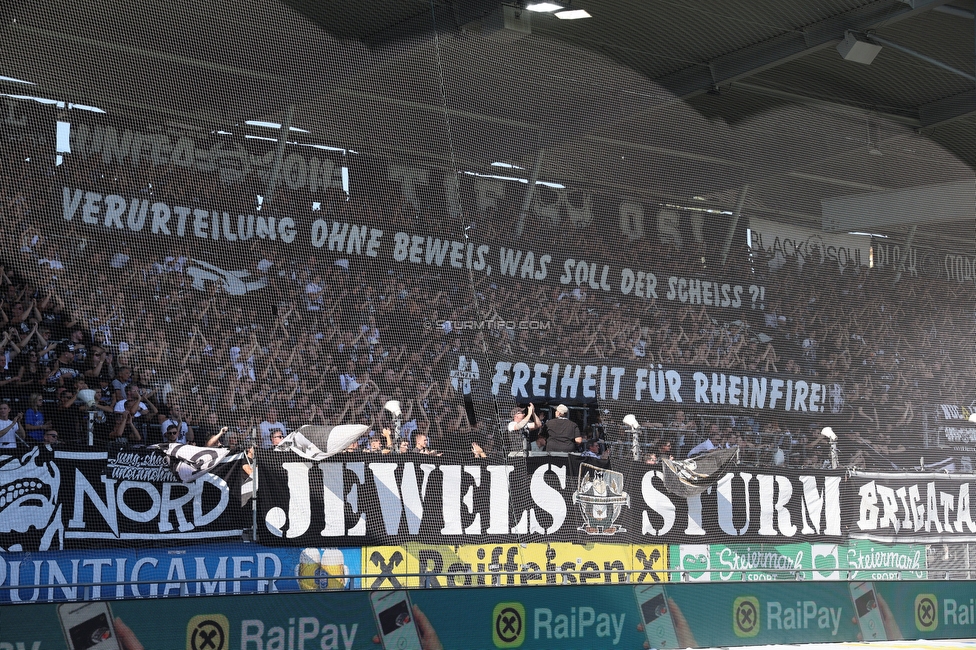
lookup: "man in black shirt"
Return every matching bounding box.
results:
[545,404,582,453]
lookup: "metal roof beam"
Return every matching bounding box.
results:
[655,0,951,100]
[919,89,976,129]
[933,5,973,19]
[732,81,921,126]
[865,33,976,82]
[822,179,976,232]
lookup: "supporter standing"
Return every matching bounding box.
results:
[0,403,22,449]
[23,392,46,442]
[545,404,582,452]
[161,403,195,444]
[259,407,287,449]
[688,423,721,457]
[507,403,541,451]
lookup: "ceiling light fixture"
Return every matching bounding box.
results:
[526,2,564,12]
[836,31,882,65]
[555,9,590,18]
[245,120,310,133]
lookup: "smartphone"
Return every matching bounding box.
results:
[634,584,679,649]
[370,590,423,650]
[58,602,121,650]
[850,581,887,641]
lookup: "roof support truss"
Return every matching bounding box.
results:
[654,0,950,99]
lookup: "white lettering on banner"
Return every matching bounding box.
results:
[69,123,346,191]
[266,461,840,541]
[750,217,869,270]
[389,164,428,213]
[58,186,766,307]
[619,268,658,299]
[490,361,829,413]
[657,209,682,249]
[855,479,976,538]
[944,253,976,284]
[28,121,976,272]
[844,546,923,574]
[368,462,435,535]
[873,243,918,277]
[475,177,506,215]
[65,468,230,538]
[717,546,804,580]
[641,471,838,539]
[390,231,490,273]
[619,201,644,240]
[940,404,967,420]
[499,248,551,280]
[63,187,298,243]
[943,427,976,444]
[533,188,594,228]
[665,277,746,308]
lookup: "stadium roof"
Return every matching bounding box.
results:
[3,0,976,249]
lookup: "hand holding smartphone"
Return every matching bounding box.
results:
[850,581,887,641]
[58,603,121,650]
[370,591,423,650]
[635,585,680,649]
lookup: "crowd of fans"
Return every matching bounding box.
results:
[0,131,972,470]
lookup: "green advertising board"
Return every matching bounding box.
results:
[2,579,972,649]
[670,540,927,582]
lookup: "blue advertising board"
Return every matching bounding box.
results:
[0,543,362,603]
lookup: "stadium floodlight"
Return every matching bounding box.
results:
[526,2,564,11]
[623,414,641,460]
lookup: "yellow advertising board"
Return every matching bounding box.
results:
[362,543,667,588]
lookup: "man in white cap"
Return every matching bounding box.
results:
[545,404,582,453]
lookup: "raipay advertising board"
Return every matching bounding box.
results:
[3,581,976,648]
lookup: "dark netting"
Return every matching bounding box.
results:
[0,0,974,597]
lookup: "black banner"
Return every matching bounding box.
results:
[848,471,976,543]
[483,355,842,414]
[0,446,248,552]
[255,451,846,546]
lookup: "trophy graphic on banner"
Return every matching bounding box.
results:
[573,463,630,535]
[297,548,350,591]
